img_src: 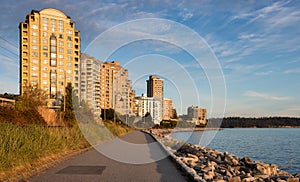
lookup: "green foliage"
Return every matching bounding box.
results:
[100,108,121,123]
[16,86,47,111]
[60,83,76,126]
[208,117,300,128]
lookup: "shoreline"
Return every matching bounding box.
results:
[149,129,300,182]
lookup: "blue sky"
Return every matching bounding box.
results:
[0,0,300,117]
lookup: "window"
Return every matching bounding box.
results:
[43,80,48,85]
[43,18,48,30]
[51,53,56,58]
[67,69,72,74]
[67,30,72,34]
[32,52,38,57]
[67,56,72,61]
[67,76,72,81]
[58,20,64,32]
[32,24,38,30]
[67,49,72,54]
[43,46,48,50]
[50,19,56,31]
[43,52,48,57]
[43,60,48,64]
[32,59,38,64]
[59,68,64,72]
[50,46,56,52]
[59,48,64,53]
[31,80,38,85]
[50,39,56,46]
[43,32,48,37]
[59,74,63,79]
[59,34,63,39]
[32,31,38,36]
[43,73,47,78]
[32,66,38,71]
[50,59,56,66]
[32,45,38,50]
[43,66,48,71]
[32,73,38,77]
[32,38,38,43]
[43,39,48,44]
[59,61,64,66]
[67,36,72,41]
[58,54,63,59]
[59,41,63,46]
[66,62,72,67]
[67,42,72,48]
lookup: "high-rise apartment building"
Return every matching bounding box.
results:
[135,94,162,124]
[147,75,163,99]
[80,53,102,115]
[100,61,134,115]
[163,98,173,120]
[19,8,80,108]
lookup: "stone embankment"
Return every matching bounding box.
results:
[150,129,300,182]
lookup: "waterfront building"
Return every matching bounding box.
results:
[146,75,164,121]
[80,53,102,115]
[135,94,162,124]
[163,98,173,120]
[19,8,80,108]
[187,105,207,125]
[100,61,134,115]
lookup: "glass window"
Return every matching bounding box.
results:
[32,45,38,50]
[59,61,64,66]
[43,18,48,30]
[67,42,72,48]
[43,46,48,50]
[43,80,48,85]
[43,52,48,57]
[59,54,63,58]
[32,52,38,57]
[43,32,48,37]
[43,60,48,64]
[32,66,38,70]
[32,31,38,36]
[32,24,38,30]
[32,59,38,64]
[58,20,64,33]
[67,56,72,61]
[66,62,72,67]
[43,73,47,78]
[32,38,38,43]
[66,69,72,74]
[67,30,72,34]
[50,19,56,31]
[59,48,64,52]
[50,46,56,52]
[43,66,48,71]
[32,73,38,77]
[51,53,56,58]
[67,36,72,41]
[59,41,64,46]
[67,49,72,54]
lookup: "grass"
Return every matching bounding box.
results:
[0,123,89,181]
[0,122,133,181]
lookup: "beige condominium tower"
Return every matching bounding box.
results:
[19,8,80,108]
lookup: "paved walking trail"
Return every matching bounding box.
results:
[30,131,187,182]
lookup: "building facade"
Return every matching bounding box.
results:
[163,98,173,120]
[187,105,207,125]
[100,61,134,115]
[80,53,102,115]
[147,75,163,99]
[19,8,80,108]
[135,94,162,125]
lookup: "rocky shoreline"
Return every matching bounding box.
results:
[149,129,300,182]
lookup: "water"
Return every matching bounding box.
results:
[171,128,300,174]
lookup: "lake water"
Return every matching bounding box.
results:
[171,128,300,174]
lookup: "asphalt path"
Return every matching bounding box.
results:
[30,131,187,182]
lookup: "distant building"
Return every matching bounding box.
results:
[100,61,134,115]
[187,106,207,125]
[80,53,102,115]
[147,75,163,99]
[163,98,173,120]
[135,94,162,125]
[19,8,81,108]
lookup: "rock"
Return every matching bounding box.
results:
[287,178,300,182]
[203,171,214,180]
[228,176,241,182]
[241,177,256,182]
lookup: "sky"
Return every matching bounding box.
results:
[0,0,300,117]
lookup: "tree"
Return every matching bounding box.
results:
[60,83,76,126]
[16,85,47,111]
[171,109,178,119]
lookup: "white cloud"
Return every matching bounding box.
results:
[244,91,290,101]
[287,106,300,111]
[255,71,273,76]
[283,68,300,74]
